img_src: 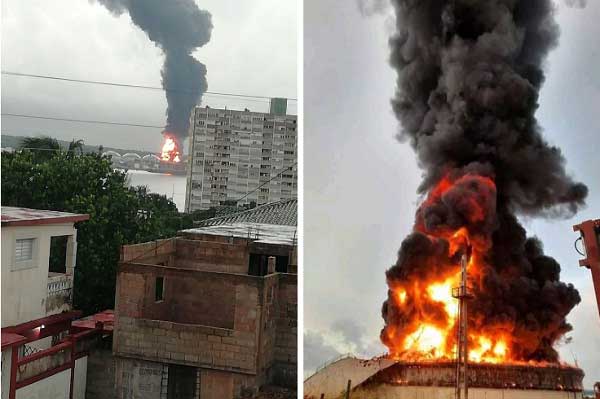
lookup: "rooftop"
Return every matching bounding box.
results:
[180,222,297,246]
[198,199,297,227]
[1,206,89,227]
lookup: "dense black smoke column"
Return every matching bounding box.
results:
[96,0,212,144]
[382,0,588,361]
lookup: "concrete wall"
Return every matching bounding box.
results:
[86,346,117,399]
[114,357,164,399]
[1,223,76,327]
[304,357,395,399]
[73,357,88,399]
[351,386,583,399]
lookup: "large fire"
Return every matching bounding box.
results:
[381,0,585,371]
[161,134,181,163]
[382,173,555,365]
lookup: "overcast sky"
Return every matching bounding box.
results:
[1,0,297,152]
[304,0,600,388]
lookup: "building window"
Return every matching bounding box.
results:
[155,276,164,302]
[15,238,34,262]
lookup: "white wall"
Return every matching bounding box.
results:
[1,223,76,327]
[15,368,70,399]
[1,349,12,399]
[7,356,88,399]
[73,357,88,399]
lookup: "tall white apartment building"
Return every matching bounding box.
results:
[185,102,297,212]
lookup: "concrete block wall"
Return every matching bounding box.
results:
[120,239,175,264]
[273,274,298,386]
[114,236,298,396]
[114,317,257,374]
[257,274,279,379]
[174,238,249,274]
[116,266,247,327]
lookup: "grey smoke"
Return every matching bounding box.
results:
[357,0,390,16]
[565,0,587,8]
[94,0,212,144]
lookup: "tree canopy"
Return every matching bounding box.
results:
[1,149,192,315]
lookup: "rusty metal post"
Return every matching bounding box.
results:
[573,219,600,318]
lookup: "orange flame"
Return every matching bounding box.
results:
[385,174,514,365]
[161,135,181,163]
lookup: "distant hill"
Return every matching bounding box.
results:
[1,134,157,157]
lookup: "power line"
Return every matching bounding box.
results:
[1,71,297,102]
[2,113,164,129]
[234,162,298,204]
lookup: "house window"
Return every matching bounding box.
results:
[155,277,164,302]
[15,238,34,262]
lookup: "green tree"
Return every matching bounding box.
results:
[20,136,61,163]
[1,151,187,315]
[67,139,85,156]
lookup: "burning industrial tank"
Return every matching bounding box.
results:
[160,133,181,163]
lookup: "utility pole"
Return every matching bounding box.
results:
[453,251,473,399]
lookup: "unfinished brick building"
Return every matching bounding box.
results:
[112,221,297,399]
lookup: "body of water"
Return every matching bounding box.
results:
[125,170,187,211]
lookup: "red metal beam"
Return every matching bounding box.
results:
[14,362,72,390]
[5,316,106,397]
[1,333,27,351]
[573,219,600,319]
[17,342,71,366]
[1,311,82,334]
[9,344,18,399]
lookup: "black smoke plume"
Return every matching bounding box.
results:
[382,0,587,362]
[96,0,212,143]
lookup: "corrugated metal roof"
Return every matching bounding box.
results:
[1,206,89,227]
[198,199,297,227]
[180,222,297,246]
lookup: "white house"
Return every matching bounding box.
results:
[0,206,110,399]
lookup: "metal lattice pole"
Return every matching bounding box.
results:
[453,253,472,399]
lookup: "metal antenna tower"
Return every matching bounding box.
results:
[453,250,473,399]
